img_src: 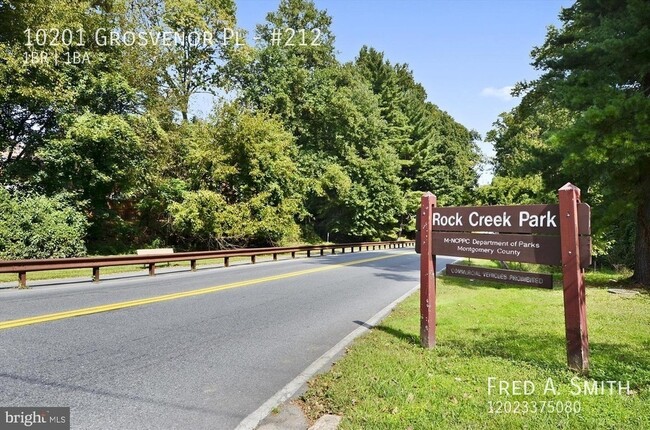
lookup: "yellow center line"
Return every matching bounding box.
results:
[0,253,407,331]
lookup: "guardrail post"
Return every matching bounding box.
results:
[18,272,27,288]
[559,183,589,373]
[351,246,354,253]
[190,260,197,271]
[251,255,256,264]
[92,267,100,282]
[342,247,345,254]
[148,263,155,276]
[331,248,335,254]
[307,250,311,257]
[320,248,324,256]
[273,253,278,261]
[224,257,230,267]
[291,251,296,258]
[420,192,437,348]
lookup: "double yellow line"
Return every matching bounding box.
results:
[0,253,404,331]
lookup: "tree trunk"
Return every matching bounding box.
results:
[633,196,650,287]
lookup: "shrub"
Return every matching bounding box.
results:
[0,190,88,259]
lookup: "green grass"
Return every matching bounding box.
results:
[300,271,650,429]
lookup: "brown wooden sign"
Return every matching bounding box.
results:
[430,203,591,235]
[432,232,592,268]
[417,183,591,373]
[445,264,553,289]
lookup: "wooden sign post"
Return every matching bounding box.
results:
[419,192,436,348]
[417,183,590,372]
[558,183,589,372]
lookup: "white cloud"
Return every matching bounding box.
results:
[480,86,516,101]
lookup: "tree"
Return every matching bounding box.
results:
[354,47,480,231]
[486,102,573,179]
[168,105,304,248]
[296,65,404,240]
[35,113,147,249]
[124,0,238,122]
[524,0,650,285]
[234,1,405,240]
[475,175,552,206]
[235,0,336,122]
[0,0,123,186]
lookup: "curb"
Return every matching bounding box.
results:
[236,283,421,430]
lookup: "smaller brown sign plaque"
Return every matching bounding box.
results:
[446,264,553,289]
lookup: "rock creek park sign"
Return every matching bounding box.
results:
[416,183,592,373]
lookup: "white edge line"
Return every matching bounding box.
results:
[236,263,452,430]
[234,284,420,430]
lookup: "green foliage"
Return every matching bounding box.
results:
[486,0,650,282]
[168,106,303,247]
[475,175,553,206]
[297,65,405,240]
[258,0,336,70]
[0,0,121,184]
[528,0,650,284]
[169,190,302,248]
[0,0,482,254]
[0,190,88,259]
[354,47,480,207]
[486,104,573,180]
[124,0,238,121]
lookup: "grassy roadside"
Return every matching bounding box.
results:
[300,269,650,429]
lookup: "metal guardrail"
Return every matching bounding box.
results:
[0,241,415,287]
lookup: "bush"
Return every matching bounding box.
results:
[0,190,88,259]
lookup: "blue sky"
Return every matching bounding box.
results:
[199,0,575,183]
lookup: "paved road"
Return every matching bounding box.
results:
[0,249,452,429]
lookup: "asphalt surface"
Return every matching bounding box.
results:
[0,249,453,429]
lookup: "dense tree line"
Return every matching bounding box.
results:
[482,0,650,286]
[0,0,480,257]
